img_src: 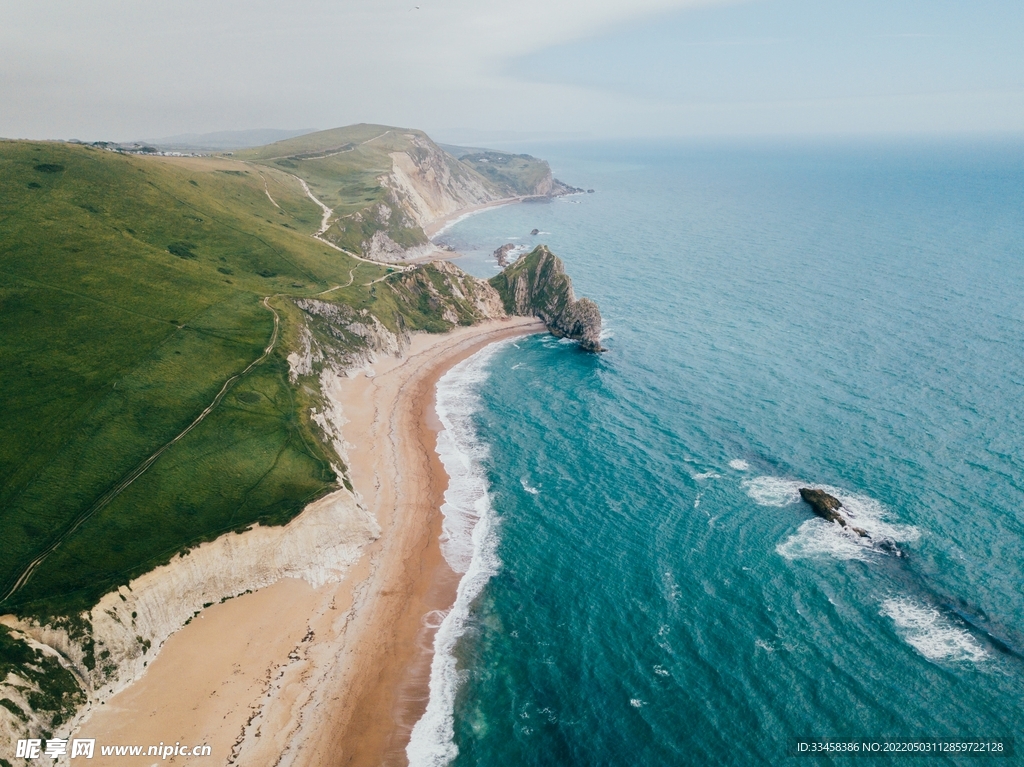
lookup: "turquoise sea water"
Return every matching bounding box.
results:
[409,140,1024,765]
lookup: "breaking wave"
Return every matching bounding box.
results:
[407,341,510,766]
[742,476,919,561]
[882,597,989,663]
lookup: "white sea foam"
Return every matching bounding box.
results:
[728,459,750,471]
[882,597,988,663]
[743,475,802,507]
[692,471,720,481]
[521,477,540,495]
[407,341,510,767]
[743,477,920,562]
[777,519,877,561]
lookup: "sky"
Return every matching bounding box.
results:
[2,0,1022,142]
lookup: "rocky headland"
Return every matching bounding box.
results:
[493,243,516,267]
[489,245,604,352]
[799,487,905,556]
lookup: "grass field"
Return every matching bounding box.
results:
[0,140,390,618]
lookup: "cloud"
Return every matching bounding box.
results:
[0,0,718,140]
[499,0,1024,136]
[2,0,1021,139]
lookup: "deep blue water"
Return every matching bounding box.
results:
[411,140,1024,765]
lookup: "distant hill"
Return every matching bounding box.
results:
[143,128,317,152]
[437,142,490,159]
[236,124,578,260]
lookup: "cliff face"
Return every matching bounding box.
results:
[287,249,601,377]
[488,246,604,352]
[384,138,495,228]
[0,489,377,757]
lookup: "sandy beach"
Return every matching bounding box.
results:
[72,316,544,766]
[423,196,540,239]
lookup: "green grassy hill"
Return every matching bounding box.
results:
[237,125,470,255]
[0,140,395,620]
[235,125,567,258]
[236,124,413,214]
[0,129,588,740]
[458,151,556,196]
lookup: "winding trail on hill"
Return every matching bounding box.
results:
[290,176,392,266]
[1,298,283,603]
[287,174,415,274]
[258,172,280,208]
[315,267,357,296]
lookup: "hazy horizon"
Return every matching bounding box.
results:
[3,0,1022,143]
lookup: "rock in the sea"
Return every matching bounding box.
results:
[587,189,595,194]
[799,488,843,522]
[875,537,905,557]
[531,228,540,235]
[493,242,516,267]
[489,245,604,352]
[798,488,868,537]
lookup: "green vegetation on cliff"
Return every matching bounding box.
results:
[457,151,557,196]
[0,140,386,619]
[0,626,84,730]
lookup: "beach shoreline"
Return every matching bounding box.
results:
[70,317,544,766]
[319,317,544,766]
[424,196,541,239]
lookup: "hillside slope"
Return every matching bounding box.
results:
[235,124,575,261]
[0,131,597,753]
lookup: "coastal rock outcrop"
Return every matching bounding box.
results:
[493,243,515,267]
[488,245,604,352]
[799,488,869,538]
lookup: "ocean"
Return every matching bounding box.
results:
[407,139,1024,765]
